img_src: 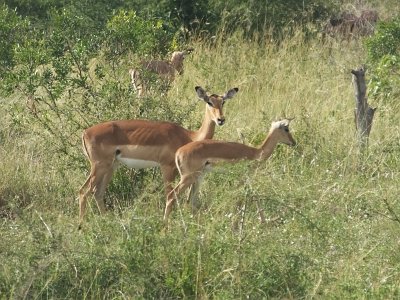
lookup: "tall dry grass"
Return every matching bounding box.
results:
[1,28,399,298]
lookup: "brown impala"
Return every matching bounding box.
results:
[164,118,296,223]
[78,86,239,225]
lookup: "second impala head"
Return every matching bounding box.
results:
[195,86,239,126]
[270,118,296,146]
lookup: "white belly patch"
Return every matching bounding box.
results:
[116,157,160,169]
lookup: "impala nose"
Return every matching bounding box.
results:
[217,118,225,126]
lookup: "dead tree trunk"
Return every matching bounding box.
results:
[351,67,376,151]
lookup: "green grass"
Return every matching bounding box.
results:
[1,25,400,299]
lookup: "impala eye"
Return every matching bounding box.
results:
[207,101,214,107]
[283,127,289,132]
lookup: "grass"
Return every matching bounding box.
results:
[1,26,400,299]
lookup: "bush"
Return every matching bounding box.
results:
[207,0,337,38]
[105,10,177,58]
[2,5,186,168]
[365,17,400,100]
[0,5,29,79]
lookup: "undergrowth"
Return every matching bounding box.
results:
[1,27,400,299]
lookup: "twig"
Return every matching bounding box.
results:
[36,210,53,238]
[382,198,400,225]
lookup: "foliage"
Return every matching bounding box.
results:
[366,18,400,62]
[162,0,211,35]
[208,0,337,38]
[0,5,29,74]
[1,5,183,167]
[4,0,126,23]
[1,0,400,298]
[365,17,400,100]
[105,10,176,58]
[2,0,341,48]
[4,0,63,19]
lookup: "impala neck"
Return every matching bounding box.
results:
[191,106,216,141]
[255,131,280,160]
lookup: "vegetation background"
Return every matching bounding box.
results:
[1,0,400,298]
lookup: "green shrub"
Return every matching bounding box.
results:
[208,0,337,38]
[105,9,176,58]
[365,17,400,100]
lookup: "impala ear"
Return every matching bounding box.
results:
[286,117,295,123]
[275,116,294,122]
[223,87,239,100]
[195,86,209,101]
[280,117,294,127]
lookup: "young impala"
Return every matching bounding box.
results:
[78,86,239,225]
[130,50,192,97]
[164,118,296,222]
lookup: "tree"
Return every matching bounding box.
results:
[365,17,400,100]
[0,5,28,76]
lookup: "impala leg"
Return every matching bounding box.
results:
[187,177,202,212]
[135,84,144,97]
[93,166,115,215]
[138,82,146,97]
[79,173,93,224]
[164,174,196,223]
[78,169,103,229]
[131,69,145,97]
[79,162,114,221]
[188,167,209,212]
[160,165,178,200]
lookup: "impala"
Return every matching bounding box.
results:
[164,118,296,222]
[78,86,239,224]
[130,50,191,97]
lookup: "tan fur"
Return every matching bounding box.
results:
[130,51,186,97]
[78,86,239,226]
[164,119,296,223]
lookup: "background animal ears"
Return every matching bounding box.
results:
[195,86,208,101]
[195,86,239,101]
[274,117,295,122]
[223,87,239,100]
[272,117,295,128]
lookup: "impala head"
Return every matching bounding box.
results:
[195,86,239,126]
[270,118,296,146]
[171,51,186,74]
